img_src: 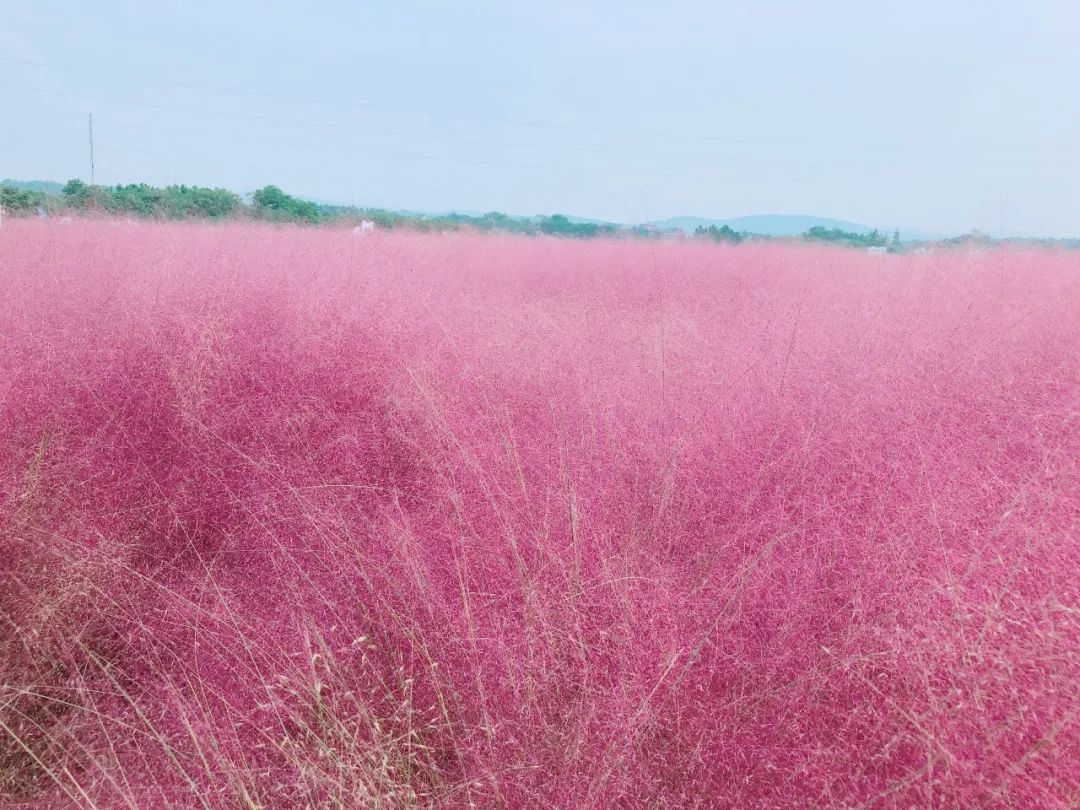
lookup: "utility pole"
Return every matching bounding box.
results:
[88,113,95,186]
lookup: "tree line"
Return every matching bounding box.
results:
[694,223,901,249]
[13,179,1071,249]
[0,179,904,247]
[1,179,625,238]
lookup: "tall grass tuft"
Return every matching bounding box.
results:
[1,220,1077,807]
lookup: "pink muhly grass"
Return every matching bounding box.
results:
[0,219,1077,808]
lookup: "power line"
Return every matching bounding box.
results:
[7,84,830,181]
[88,113,95,185]
[0,55,697,142]
[0,100,1058,201]
[0,82,692,164]
[6,82,1032,184]
[79,111,1067,187]
[1,63,1059,227]
[0,55,1057,159]
[87,112,903,187]
[0,88,684,180]
[0,55,802,147]
[0,108,795,201]
[2,80,807,171]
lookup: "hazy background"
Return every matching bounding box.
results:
[2,0,1078,236]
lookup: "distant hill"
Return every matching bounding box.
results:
[559,214,620,226]
[650,214,945,242]
[394,211,619,227]
[648,214,879,237]
[1,179,65,196]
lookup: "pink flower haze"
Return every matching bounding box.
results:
[1,220,1077,808]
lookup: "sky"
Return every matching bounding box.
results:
[2,0,1079,237]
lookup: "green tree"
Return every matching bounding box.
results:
[694,224,747,244]
[0,184,47,215]
[539,214,614,238]
[105,184,164,216]
[165,185,241,219]
[252,185,319,223]
[804,226,887,248]
[61,178,110,210]
[62,179,89,199]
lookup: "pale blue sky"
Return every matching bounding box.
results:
[3,1,1078,236]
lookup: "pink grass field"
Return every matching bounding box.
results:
[1,220,1078,808]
